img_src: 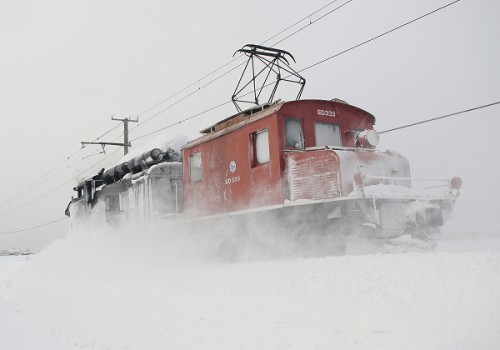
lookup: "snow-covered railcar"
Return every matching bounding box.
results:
[68,150,184,229]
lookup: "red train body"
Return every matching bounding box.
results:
[182,99,406,215]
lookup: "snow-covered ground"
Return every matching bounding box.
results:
[1,230,499,350]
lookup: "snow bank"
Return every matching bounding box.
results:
[1,230,499,350]
[0,255,30,289]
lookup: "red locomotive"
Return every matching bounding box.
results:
[66,45,461,254]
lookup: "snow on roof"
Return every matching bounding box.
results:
[119,133,189,163]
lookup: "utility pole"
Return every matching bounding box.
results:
[81,117,139,156]
[112,117,139,155]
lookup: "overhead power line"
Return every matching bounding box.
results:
[128,0,353,134]
[109,0,336,120]
[379,101,500,134]
[270,0,353,47]
[126,1,357,141]
[0,117,149,216]
[0,151,78,208]
[0,147,122,216]
[131,100,234,142]
[131,0,462,141]
[262,0,346,46]
[300,0,461,72]
[0,217,68,234]
[0,122,123,210]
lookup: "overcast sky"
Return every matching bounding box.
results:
[1,0,499,250]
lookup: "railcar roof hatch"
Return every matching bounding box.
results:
[200,103,272,134]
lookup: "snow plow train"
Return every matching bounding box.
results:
[66,45,461,254]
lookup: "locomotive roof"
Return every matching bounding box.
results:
[183,101,285,149]
[183,99,375,150]
[199,102,278,134]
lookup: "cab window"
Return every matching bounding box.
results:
[250,129,270,166]
[189,152,202,182]
[285,118,304,149]
[315,122,341,147]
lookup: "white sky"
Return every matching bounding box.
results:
[0,0,499,250]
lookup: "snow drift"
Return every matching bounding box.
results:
[0,228,499,350]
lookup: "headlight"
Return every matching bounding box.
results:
[450,177,462,190]
[357,129,379,148]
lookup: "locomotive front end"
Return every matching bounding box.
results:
[283,142,461,251]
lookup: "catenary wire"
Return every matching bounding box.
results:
[0,122,124,209]
[125,0,353,132]
[0,149,81,208]
[108,0,325,120]
[270,0,353,47]
[379,101,500,134]
[0,147,122,215]
[299,0,461,72]
[0,217,68,234]
[133,0,346,121]
[131,0,462,141]
[131,100,234,142]
[261,0,343,46]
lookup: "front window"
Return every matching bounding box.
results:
[315,122,341,147]
[189,152,202,182]
[285,118,304,149]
